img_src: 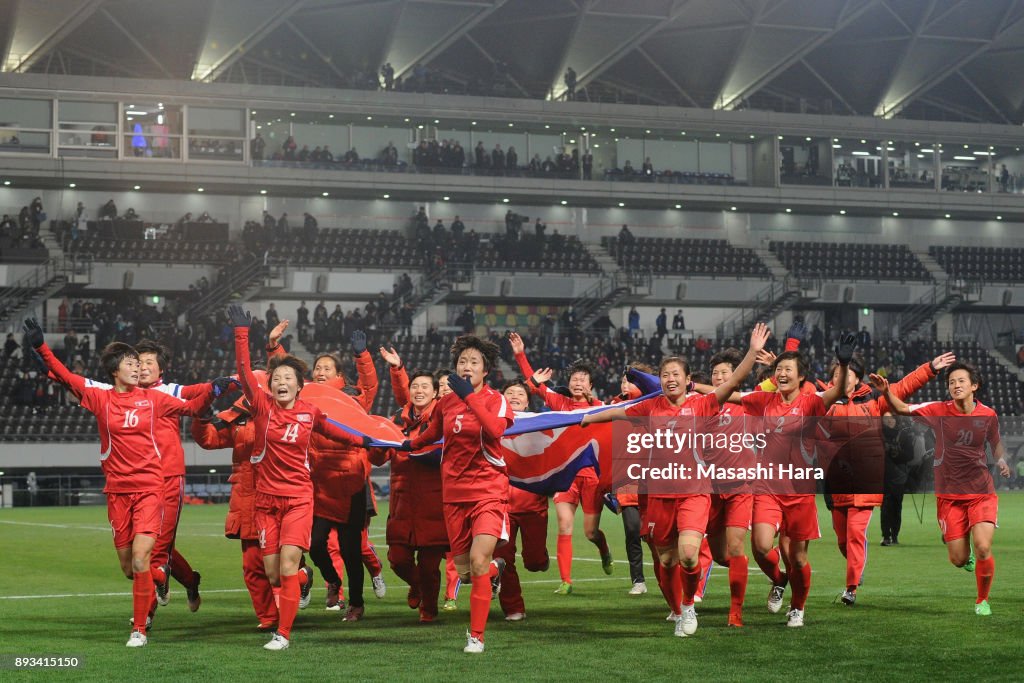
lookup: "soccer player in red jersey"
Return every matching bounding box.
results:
[873,362,1009,616]
[822,351,955,606]
[493,379,550,621]
[584,323,768,637]
[403,335,514,654]
[509,331,611,594]
[228,305,365,650]
[732,333,855,628]
[306,330,383,622]
[26,320,215,647]
[372,345,449,623]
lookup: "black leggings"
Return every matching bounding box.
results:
[621,505,645,584]
[308,489,368,607]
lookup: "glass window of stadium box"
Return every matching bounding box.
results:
[187,106,245,162]
[58,100,116,158]
[779,135,832,186]
[832,138,884,188]
[122,102,181,160]
[0,97,52,155]
[610,130,749,186]
[939,142,990,192]
[989,144,1023,194]
[888,141,937,190]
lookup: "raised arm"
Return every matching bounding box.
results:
[381,344,411,407]
[447,375,513,440]
[867,374,911,416]
[713,323,770,405]
[228,305,262,406]
[352,331,378,411]
[190,417,234,450]
[580,405,629,426]
[821,333,856,408]
[408,404,444,450]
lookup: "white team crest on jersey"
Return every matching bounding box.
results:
[296,413,312,423]
[134,400,150,407]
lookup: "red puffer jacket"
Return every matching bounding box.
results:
[367,365,448,548]
[191,404,259,540]
[309,350,378,524]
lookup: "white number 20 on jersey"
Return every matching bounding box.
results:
[282,423,300,443]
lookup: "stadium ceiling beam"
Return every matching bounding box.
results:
[714,0,770,110]
[799,58,858,114]
[60,46,140,78]
[917,95,987,122]
[463,33,530,98]
[241,55,330,87]
[284,20,347,82]
[3,0,106,73]
[956,68,1012,124]
[595,77,672,106]
[716,0,882,110]
[191,0,308,83]
[549,0,696,101]
[99,7,174,79]
[873,0,938,120]
[390,0,508,80]
[636,47,699,108]
[875,1,1024,118]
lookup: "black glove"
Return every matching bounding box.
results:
[227,304,252,329]
[395,439,413,451]
[351,329,367,355]
[360,435,373,449]
[212,376,240,397]
[447,373,473,400]
[23,318,45,349]
[787,320,807,342]
[835,333,857,364]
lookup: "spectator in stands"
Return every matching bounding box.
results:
[399,303,413,337]
[266,303,280,330]
[282,135,297,160]
[618,224,635,246]
[381,141,398,166]
[380,62,394,90]
[450,215,465,241]
[78,335,90,365]
[276,213,289,243]
[4,332,18,359]
[457,304,475,333]
[641,157,654,181]
[564,66,577,100]
[296,301,310,341]
[0,214,15,240]
[251,132,266,161]
[321,145,334,162]
[432,219,447,245]
[124,208,139,221]
[581,149,593,180]
[344,148,360,164]
[628,307,640,337]
[62,329,78,366]
[297,145,310,162]
[303,213,318,241]
[857,325,871,349]
[310,146,323,162]
[506,146,518,171]
[623,160,635,177]
[1017,345,1024,367]
[534,218,546,240]
[30,196,44,234]
[197,211,214,223]
[655,308,668,339]
[672,309,685,332]
[491,144,505,174]
[694,335,712,352]
[100,199,117,220]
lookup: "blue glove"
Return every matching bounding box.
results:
[787,320,807,342]
[22,318,44,349]
[351,329,367,355]
[447,373,473,400]
[602,492,621,515]
[835,333,857,364]
[227,304,252,329]
[212,376,240,397]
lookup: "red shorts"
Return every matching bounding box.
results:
[152,475,185,566]
[751,494,820,542]
[937,495,998,543]
[553,471,603,514]
[107,491,162,549]
[706,493,753,534]
[256,492,314,556]
[644,495,711,548]
[444,499,509,557]
[509,510,549,571]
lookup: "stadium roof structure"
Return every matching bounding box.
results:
[3,0,1024,124]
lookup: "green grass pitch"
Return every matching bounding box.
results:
[1,495,1022,682]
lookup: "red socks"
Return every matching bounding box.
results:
[663,563,682,614]
[151,565,167,585]
[170,549,196,587]
[681,563,701,605]
[756,547,788,586]
[728,555,748,615]
[132,570,153,635]
[469,574,491,639]
[557,534,573,583]
[277,574,299,640]
[790,562,812,610]
[976,556,994,603]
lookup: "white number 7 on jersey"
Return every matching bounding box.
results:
[282,424,300,443]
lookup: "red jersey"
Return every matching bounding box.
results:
[38,343,212,494]
[625,392,720,498]
[88,378,211,477]
[741,390,825,495]
[410,386,513,503]
[509,486,549,515]
[910,400,1001,498]
[707,400,755,493]
[234,328,360,499]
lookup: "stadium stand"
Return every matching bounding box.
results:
[929,245,1024,283]
[603,236,771,278]
[770,241,932,282]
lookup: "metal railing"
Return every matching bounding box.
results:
[185,255,267,320]
[716,276,796,339]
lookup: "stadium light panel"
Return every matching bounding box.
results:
[68,183,76,188]
[383,194,390,199]
[839,210,846,215]
[322,192,329,197]
[197,188,204,193]
[133,185,140,190]
[675,204,682,209]
[560,200,567,205]
[259,190,267,195]
[892,212,899,216]
[730,206,737,211]
[2,180,9,185]
[785,208,792,213]
[502,198,509,203]
[618,202,625,207]
[953,156,976,161]
[944,214,951,218]
[997,215,1003,220]
[443,196,450,201]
